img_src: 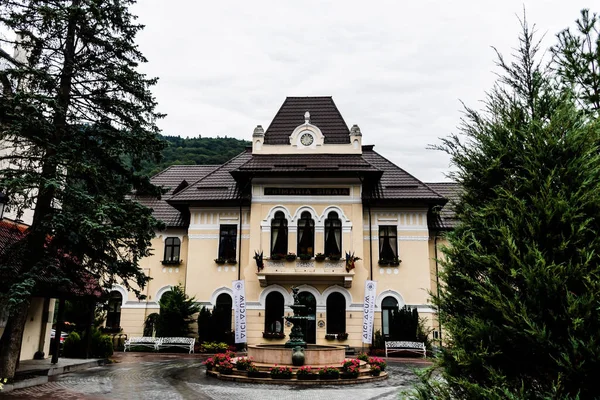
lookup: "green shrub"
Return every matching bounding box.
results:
[143,313,159,337]
[92,333,114,358]
[201,342,229,353]
[63,331,82,358]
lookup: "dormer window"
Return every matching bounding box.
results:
[163,237,181,265]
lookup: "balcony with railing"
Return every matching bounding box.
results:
[256,257,354,288]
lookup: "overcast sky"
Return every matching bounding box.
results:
[3,1,592,182]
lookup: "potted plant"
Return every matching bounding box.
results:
[314,253,326,262]
[325,333,336,341]
[226,258,237,265]
[285,252,297,261]
[357,352,369,362]
[298,253,312,261]
[296,365,317,380]
[341,359,360,379]
[318,366,340,380]
[204,357,215,371]
[214,257,226,265]
[247,364,267,378]
[270,365,293,379]
[390,256,401,266]
[378,259,390,266]
[368,356,387,371]
[270,253,284,261]
[217,360,234,375]
[235,356,253,371]
[370,364,382,376]
[337,332,349,341]
[328,254,341,261]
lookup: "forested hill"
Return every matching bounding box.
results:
[141,135,250,176]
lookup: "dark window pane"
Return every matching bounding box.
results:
[379,226,397,261]
[326,292,346,334]
[264,292,284,333]
[164,237,181,262]
[271,212,288,256]
[324,211,342,256]
[297,212,314,256]
[219,225,238,260]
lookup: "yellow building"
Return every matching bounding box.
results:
[114,97,457,348]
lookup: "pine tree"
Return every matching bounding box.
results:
[0,0,164,378]
[156,286,200,338]
[413,17,600,399]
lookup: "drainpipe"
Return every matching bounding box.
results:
[237,178,252,281]
[434,234,442,344]
[238,200,243,281]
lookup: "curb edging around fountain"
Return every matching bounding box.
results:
[206,370,388,385]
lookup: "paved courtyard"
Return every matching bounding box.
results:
[1,353,428,400]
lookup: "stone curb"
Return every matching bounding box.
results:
[1,359,105,393]
[207,370,389,385]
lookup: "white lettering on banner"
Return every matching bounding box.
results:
[362,280,377,344]
[233,280,247,343]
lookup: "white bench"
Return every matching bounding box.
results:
[157,337,195,354]
[123,337,195,353]
[385,341,426,358]
[123,337,160,352]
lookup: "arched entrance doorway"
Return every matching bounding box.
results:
[214,293,233,342]
[297,291,316,344]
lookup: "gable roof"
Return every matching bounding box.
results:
[135,165,218,227]
[167,150,253,204]
[264,97,351,145]
[362,147,445,202]
[426,182,460,229]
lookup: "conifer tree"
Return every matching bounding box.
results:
[156,286,200,338]
[413,17,600,399]
[0,0,164,378]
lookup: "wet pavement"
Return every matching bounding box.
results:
[0,353,429,400]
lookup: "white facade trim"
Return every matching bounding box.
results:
[110,284,129,306]
[253,196,360,204]
[296,284,323,306]
[257,284,294,308]
[155,285,173,302]
[322,285,353,311]
[210,286,234,306]
[121,301,159,309]
[189,234,218,240]
[375,289,405,311]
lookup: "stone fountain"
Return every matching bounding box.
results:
[284,286,308,349]
[207,285,388,384]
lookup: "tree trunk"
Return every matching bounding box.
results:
[0,299,31,379]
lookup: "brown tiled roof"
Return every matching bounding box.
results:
[0,219,102,298]
[234,153,380,173]
[168,151,253,203]
[264,97,351,145]
[135,165,218,226]
[362,147,445,201]
[426,182,461,229]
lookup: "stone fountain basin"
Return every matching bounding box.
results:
[247,344,346,366]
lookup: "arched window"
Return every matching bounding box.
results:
[106,291,122,329]
[381,296,399,337]
[326,292,346,334]
[297,211,315,257]
[271,211,288,256]
[324,211,342,257]
[264,292,284,334]
[163,237,181,264]
[214,293,233,342]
